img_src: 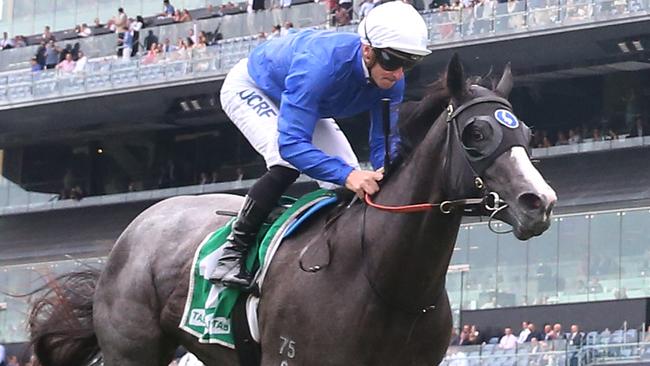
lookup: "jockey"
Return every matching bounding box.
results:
[212,1,431,288]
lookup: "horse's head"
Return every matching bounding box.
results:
[444,54,557,240]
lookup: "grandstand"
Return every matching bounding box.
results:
[1,0,650,364]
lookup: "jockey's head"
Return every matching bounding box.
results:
[359,1,431,89]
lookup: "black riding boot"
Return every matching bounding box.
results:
[210,196,271,288]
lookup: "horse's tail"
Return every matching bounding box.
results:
[28,269,101,366]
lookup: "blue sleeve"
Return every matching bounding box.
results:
[369,78,404,170]
[277,54,355,186]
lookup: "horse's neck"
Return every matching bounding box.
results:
[362,115,462,308]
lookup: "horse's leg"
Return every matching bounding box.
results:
[94,289,178,366]
[94,246,179,366]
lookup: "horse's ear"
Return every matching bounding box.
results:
[495,63,513,98]
[446,53,466,100]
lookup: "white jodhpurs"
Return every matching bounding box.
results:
[219,58,360,187]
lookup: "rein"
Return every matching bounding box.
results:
[299,96,518,316]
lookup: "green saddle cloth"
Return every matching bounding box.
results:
[179,189,335,348]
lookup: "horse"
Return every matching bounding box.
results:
[28,54,556,366]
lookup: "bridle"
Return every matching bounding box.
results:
[364,95,531,232]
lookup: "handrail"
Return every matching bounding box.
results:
[1,0,649,106]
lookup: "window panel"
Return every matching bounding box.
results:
[621,209,650,298]
[527,219,559,305]
[588,212,621,301]
[34,0,56,35]
[557,215,590,303]
[465,224,498,310]
[76,0,99,28]
[497,225,528,307]
[12,0,36,36]
[55,0,78,31]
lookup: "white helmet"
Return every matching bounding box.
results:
[358,1,431,56]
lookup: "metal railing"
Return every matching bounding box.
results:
[1,0,648,106]
[440,340,650,365]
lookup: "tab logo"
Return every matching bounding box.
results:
[238,89,277,118]
[189,309,206,327]
[208,317,231,335]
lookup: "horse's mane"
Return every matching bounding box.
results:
[397,76,451,158]
[397,69,496,158]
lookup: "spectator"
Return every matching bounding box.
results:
[568,128,581,144]
[42,25,56,43]
[556,131,569,145]
[199,172,209,185]
[630,116,647,137]
[70,185,84,201]
[553,323,566,340]
[144,30,159,52]
[179,9,192,22]
[517,321,530,343]
[457,329,471,346]
[172,9,183,22]
[120,30,134,60]
[210,171,220,183]
[568,324,583,346]
[468,324,483,345]
[78,23,92,37]
[252,0,266,12]
[71,42,81,60]
[335,6,352,26]
[13,35,26,48]
[267,24,282,40]
[143,42,160,64]
[162,37,174,53]
[74,51,88,73]
[115,8,128,33]
[543,323,556,341]
[6,356,18,366]
[359,0,377,19]
[526,322,544,342]
[174,37,190,59]
[499,327,518,349]
[187,29,197,47]
[338,0,353,19]
[212,25,224,44]
[59,43,73,62]
[161,0,176,18]
[1,32,14,49]
[44,40,60,69]
[281,21,295,36]
[56,52,76,73]
[0,343,5,366]
[130,16,144,57]
[35,41,47,69]
[196,32,208,48]
[30,56,42,72]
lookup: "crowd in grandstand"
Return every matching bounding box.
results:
[451,321,586,347]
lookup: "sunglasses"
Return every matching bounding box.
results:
[373,47,422,71]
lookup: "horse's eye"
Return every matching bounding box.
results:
[471,128,484,141]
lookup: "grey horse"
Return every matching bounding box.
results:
[28,55,556,366]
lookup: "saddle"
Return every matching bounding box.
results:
[180,189,346,366]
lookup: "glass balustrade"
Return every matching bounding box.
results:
[2,206,650,343]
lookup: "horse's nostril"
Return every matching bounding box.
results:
[518,193,542,211]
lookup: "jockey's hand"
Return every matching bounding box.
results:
[345,170,383,199]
